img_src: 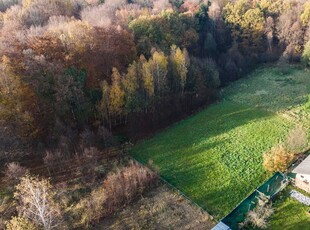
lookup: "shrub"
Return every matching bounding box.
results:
[5,216,36,230]
[286,125,308,153]
[263,145,295,172]
[74,186,106,227]
[75,162,157,227]
[3,162,28,186]
[302,40,310,66]
[75,147,100,183]
[0,0,20,12]
[277,55,290,75]
[104,161,158,212]
[43,150,63,175]
[242,203,274,229]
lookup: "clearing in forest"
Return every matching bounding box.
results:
[130,65,310,218]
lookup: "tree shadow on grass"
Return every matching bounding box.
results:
[131,102,281,218]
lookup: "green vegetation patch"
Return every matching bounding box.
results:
[222,66,310,133]
[268,187,310,230]
[131,101,292,218]
[130,66,309,218]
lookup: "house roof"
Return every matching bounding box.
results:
[292,155,310,175]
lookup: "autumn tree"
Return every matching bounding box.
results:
[223,0,266,54]
[301,2,310,26]
[129,10,198,56]
[21,0,80,27]
[84,26,136,86]
[123,61,141,113]
[277,8,305,61]
[263,145,295,172]
[302,40,310,66]
[54,68,92,125]
[265,16,275,54]
[97,80,111,127]
[0,56,39,142]
[149,49,169,96]
[189,57,220,96]
[14,175,62,230]
[109,68,125,124]
[170,45,189,94]
[140,55,154,108]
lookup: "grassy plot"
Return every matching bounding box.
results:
[222,66,310,132]
[267,188,310,230]
[131,102,292,218]
[130,66,309,218]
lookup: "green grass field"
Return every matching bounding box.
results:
[268,187,310,230]
[130,66,310,219]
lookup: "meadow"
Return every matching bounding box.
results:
[130,66,310,218]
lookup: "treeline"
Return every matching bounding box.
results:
[0,0,310,158]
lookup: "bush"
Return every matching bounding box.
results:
[302,40,310,66]
[75,147,100,183]
[74,186,106,227]
[277,56,290,75]
[104,161,157,212]
[286,125,308,153]
[263,145,295,172]
[74,161,158,227]
[242,203,274,229]
[43,150,63,175]
[5,216,36,230]
[3,162,28,186]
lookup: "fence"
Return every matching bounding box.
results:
[221,172,288,230]
[130,157,215,221]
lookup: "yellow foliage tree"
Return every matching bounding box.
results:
[109,68,125,121]
[140,55,154,99]
[0,56,38,141]
[301,2,310,26]
[150,50,168,96]
[224,0,265,53]
[97,80,110,126]
[170,45,189,94]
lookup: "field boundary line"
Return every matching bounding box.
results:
[129,156,215,221]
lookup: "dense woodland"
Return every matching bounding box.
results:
[0,0,310,158]
[0,0,310,229]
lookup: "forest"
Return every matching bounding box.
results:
[0,0,309,229]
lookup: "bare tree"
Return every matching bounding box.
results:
[241,200,274,229]
[14,175,62,230]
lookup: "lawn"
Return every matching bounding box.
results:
[268,187,310,230]
[130,66,310,219]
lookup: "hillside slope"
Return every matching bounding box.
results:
[131,66,310,218]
